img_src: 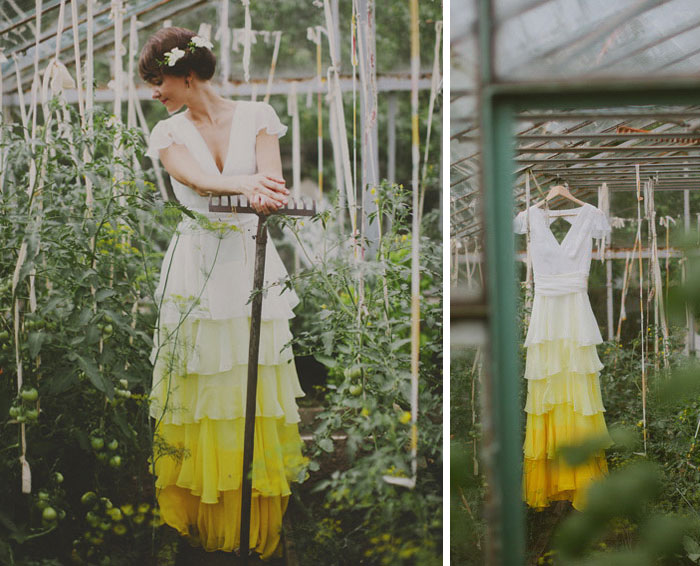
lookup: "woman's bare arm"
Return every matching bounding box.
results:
[252,130,286,214]
[158,141,288,206]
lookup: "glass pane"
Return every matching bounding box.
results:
[494,0,700,80]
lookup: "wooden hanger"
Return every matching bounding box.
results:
[534,182,585,213]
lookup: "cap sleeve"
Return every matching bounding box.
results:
[513,210,528,234]
[255,102,287,138]
[145,119,186,160]
[592,208,612,238]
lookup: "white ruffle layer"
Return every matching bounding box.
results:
[524,339,603,381]
[154,216,299,325]
[150,317,304,426]
[525,292,603,347]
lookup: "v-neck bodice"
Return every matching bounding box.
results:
[514,203,611,295]
[145,100,288,216]
[181,104,239,175]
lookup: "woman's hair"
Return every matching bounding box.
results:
[138,27,216,83]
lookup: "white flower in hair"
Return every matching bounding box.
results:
[191,35,213,49]
[164,47,185,67]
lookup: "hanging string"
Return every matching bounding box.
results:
[418,20,442,225]
[242,0,252,82]
[616,251,632,342]
[381,0,420,490]
[645,180,670,370]
[263,31,282,104]
[635,164,647,455]
[217,0,231,84]
[598,183,614,340]
[321,0,356,234]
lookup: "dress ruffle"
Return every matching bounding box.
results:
[524,339,603,381]
[523,404,611,511]
[153,417,307,502]
[522,298,610,509]
[150,318,304,425]
[149,316,306,556]
[525,371,606,416]
[154,217,299,325]
[525,292,603,346]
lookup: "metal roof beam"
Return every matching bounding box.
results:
[517,110,700,121]
[516,156,700,164]
[517,145,700,154]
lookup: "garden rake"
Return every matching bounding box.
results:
[208,194,315,565]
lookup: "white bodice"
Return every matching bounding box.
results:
[514,203,611,296]
[145,100,287,220]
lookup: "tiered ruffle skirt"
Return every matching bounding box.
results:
[149,215,306,558]
[523,292,612,510]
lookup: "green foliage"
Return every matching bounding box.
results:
[0,96,176,565]
[277,181,442,565]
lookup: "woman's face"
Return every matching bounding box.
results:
[149,73,187,113]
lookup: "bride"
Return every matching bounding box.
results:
[139,26,307,560]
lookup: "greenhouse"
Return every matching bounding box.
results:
[0,1,442,565]
[452,1,700,565]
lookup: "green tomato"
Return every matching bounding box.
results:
[107,439,119,451]
[96,452,108,462]
[349,384,363,396]
[104,315,113,324]
[100,497,113,509]
[99,521,111,532]
[86,511,99,527]
[109,455,122,468]
[102,324,113,337]
[113,524,127,536]
[344,366,363,380]
[42,506,58,522]
[9,406,20,418]
[15,415,26,423]
[26,408,39,421]
[81,491,97,506]
[0,330,9,340]
[38,490,50,501]
[90,437,104,451]
[108,508,123,521]
[53,472,64,484]
[36,499,49,510]
[132,514,146,525]
[20,388,38,402]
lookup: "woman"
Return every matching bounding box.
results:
[139,27,306,560]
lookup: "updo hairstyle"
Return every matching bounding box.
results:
[138,26,216,83]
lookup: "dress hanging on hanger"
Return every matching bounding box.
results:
[514,199,612,510]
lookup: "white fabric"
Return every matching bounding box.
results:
[146,100,297,335]
[513,203,611,275]
[515,203,611,347]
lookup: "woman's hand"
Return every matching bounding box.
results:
[235,174,289,213]
[250,193,281,215]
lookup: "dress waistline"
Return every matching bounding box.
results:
[534,272,588,296]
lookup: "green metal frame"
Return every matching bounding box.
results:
[477,2,700,565]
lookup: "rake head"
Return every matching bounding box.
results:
[208,194,317,216]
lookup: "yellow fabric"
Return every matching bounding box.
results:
[523,342,611,510]
[149,317,306,559]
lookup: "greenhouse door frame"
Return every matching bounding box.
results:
[478,50,700,566]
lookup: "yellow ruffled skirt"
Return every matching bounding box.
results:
[149,316,307,559]
[523,294,612,511]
